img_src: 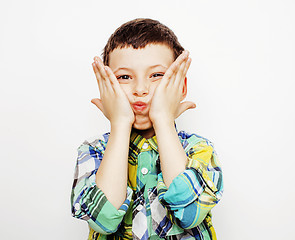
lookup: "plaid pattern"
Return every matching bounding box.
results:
[71,127,223,239]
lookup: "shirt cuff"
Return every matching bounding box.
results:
[72,178,133,234]
[157,168,207,211]
[157,168,220,229]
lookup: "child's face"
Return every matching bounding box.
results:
[109,44,174,131]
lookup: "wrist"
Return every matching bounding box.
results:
[152,119,175,132]
[110,121,133,133]
[151,114,174,126]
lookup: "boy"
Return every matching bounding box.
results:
[71,18,223,240]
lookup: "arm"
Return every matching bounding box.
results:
[153,122,187,187]
[70,57,135,234]
[150,50,195,187]
[91,57,134,209]
[95,122,131,209]
[157,137,223,229]
[149,51,223,229]
[71,137,134,234]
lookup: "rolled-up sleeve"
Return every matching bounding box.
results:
[71,138,133,234]
[157,138,223,229]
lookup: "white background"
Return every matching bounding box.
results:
[0,0,294,239]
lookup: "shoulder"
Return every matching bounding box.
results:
[74,132,110,175]
[77,132,110,155]
[178,129,221,170]
[177,129,216,153]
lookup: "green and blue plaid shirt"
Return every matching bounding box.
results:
[71,127,223,239]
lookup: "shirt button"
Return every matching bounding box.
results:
[142,142,149,149]
[141,167,149,175]
[137,204,143,211]
[74,203,80,211]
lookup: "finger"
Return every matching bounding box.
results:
[94,58,113,94]
[93,56,100,62]
[95,57,108,81]
[179,57,192,87]
[183,57,192,77]
[174,51,190,83]
[102,66,114,94]
[94,55,103,65]
[167,50,189,87]
[161,50,186,85]
[91,98,105,113]
[179,57,192,90]
[176,101,196,118]
[173,58,187,87]
[104,66,122,93]
[175,50,189,65]
[161,60,178,86]
[92,61,104,94]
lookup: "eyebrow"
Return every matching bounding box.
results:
[113,64,168,74]
[113,67,132,74]
[149,64,168,70]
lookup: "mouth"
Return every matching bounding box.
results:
[132,101,148,112]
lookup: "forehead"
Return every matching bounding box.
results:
[108,44,174,70]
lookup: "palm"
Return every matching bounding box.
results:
[149,51,195,124]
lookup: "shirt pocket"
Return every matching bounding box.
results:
[147,187,184,238]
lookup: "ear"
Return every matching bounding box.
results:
[181,77,188,101]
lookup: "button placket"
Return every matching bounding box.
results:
[141,167,149,175]
[142,142,149,150]
[138,152,151,186]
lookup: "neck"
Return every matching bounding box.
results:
[133,127,155,139]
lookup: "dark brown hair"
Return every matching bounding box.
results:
[102,18,184,66]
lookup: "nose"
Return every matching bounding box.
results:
[133,79,149,97]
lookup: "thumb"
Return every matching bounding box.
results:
[176,101,196,118]
[91,98,104,113]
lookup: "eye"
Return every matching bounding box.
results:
[117,75,131,80]
[117,75,132,83]
[150,73,164,81]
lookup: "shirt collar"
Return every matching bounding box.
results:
[129,122,178,154]
[130,129,158,153]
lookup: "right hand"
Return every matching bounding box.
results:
[91,57,135,127]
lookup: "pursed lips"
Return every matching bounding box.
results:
[132,101,148,112]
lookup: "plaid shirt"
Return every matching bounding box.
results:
[71,127,223,239]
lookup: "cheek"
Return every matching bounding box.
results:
[120,85,132,99]
[150,81,161,95]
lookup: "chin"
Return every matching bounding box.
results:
[132,121,153,130]
[132,116,153,130]
[132,120,155,139]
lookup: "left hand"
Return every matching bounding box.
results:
[149,50,196,126]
